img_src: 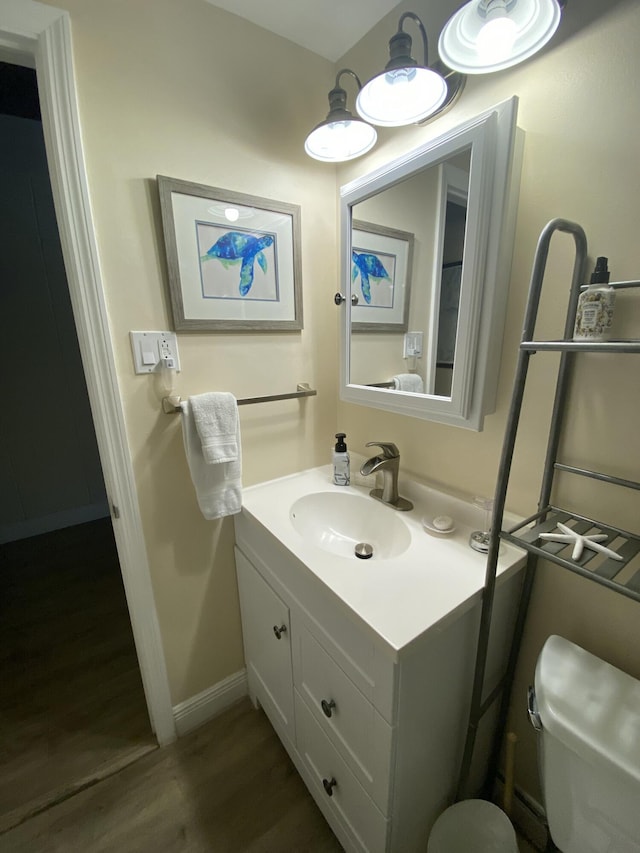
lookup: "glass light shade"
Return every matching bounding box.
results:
[438,0,562,74]
[356,66,448,128]
[305,118,377,163]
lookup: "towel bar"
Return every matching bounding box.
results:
[162,383,317,413]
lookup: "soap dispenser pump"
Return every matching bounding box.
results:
[574,256,615,341]
[333,433,350,486]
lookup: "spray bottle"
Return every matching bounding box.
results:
[574,256,615,341]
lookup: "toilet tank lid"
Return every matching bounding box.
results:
[535,635,640,785]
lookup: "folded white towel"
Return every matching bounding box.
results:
[190,392,238,465]
[393,373,424,393]
[180,399,242,520]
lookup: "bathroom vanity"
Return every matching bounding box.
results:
[233,466,526,852]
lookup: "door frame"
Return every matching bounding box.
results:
[0,0,176,744]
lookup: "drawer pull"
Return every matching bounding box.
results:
[273,624,287,640]
[322,776,337,797]
[321,698,336,718]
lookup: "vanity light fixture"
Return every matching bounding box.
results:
[355,12,448,128]
[438,0,563,75]
[304,68,377,163]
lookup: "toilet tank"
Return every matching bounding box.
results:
[535,635,640,853]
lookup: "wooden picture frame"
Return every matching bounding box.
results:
[157,176,303,331]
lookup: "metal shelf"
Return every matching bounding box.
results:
[456,218,640,803]
[521,339,640,353]
[502,507,640,603]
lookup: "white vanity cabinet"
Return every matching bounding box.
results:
[234,485,524,853]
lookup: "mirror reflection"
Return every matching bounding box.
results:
[349,148,470,399]
[340,97,519,430]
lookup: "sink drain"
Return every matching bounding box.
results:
[355,542,373,559]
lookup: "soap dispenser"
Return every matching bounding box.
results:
[574,256,615,341]
[333,433,350,486]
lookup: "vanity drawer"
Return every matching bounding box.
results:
[293,625,393,813]
[295,692,388,853]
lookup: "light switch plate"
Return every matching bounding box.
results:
[130,331,181,374]
[403,331,423,358]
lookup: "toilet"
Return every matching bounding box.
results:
[531,634,640,852]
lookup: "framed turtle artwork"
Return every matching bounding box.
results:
[157,176,303,330]
[350,220,414,332]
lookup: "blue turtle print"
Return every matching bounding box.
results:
[202,231,274,296]
[352,250,390,303]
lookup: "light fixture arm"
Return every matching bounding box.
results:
[328,68,364,114]
[386,11,429,71]
[335,68,363,91]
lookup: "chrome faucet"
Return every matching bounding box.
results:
[360,442,413,511]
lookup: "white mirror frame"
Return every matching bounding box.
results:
[339,96,521,431]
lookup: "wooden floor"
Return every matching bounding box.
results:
[1,695,541,852]
[0,520,155,834]
[1,698,342,852]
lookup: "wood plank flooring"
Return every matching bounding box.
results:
[0,520,156,834]
[1,698,342,852]
[1,694,541,852]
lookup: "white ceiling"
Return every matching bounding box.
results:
[204,0,402,62]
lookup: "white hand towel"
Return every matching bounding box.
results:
[181,399,242,520]
[190,392,238,465]
[393,373,424,393]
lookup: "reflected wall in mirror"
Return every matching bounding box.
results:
[350,150,470,399]
[339,97,521,430]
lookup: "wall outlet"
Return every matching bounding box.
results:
[130,331,181,374]
[403,331,423,358]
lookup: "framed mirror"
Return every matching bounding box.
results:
[339,97,521,430]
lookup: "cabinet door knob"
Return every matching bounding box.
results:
[272,624,287,640]
[322,776,337,797]
[321,698,336,718]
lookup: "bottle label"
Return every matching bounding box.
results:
[574,289,615,340]
[333,457,350,486]
[580,302,600,330]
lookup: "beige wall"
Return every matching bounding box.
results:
[46,0,339,704]
[338,0,640,803]
[45,0,639,807]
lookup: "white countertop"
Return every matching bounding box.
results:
[238,465,527,652]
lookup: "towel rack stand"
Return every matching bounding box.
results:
[162,382,317,414]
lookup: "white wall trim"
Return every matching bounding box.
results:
[0,0,176,745]
[494,776,547,850]
[173,671,248,737]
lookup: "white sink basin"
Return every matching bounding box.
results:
[289,490,412,560]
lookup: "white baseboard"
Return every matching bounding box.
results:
[172,670,248,737]
[0,501,110,544]
[495,777,547,851]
